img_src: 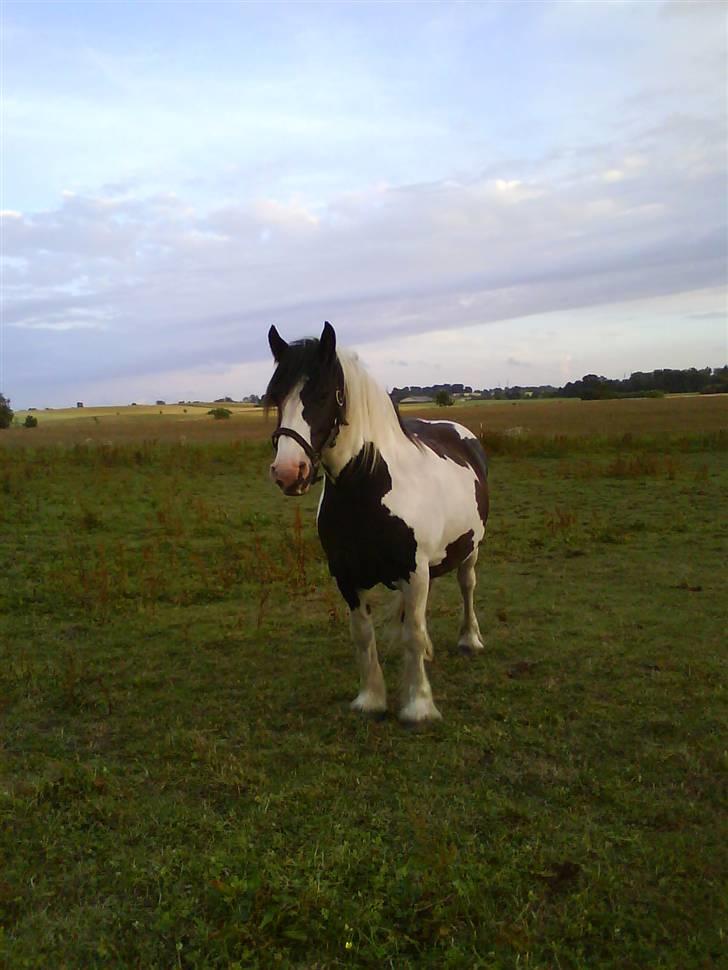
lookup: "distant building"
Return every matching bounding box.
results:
[399,395,434,405]
[76,402,84,408]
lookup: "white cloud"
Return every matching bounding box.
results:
[11,319,108,332]
[3,0,726,406]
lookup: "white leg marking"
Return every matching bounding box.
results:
[457,551,485,652]
[398,566,442,723]
[349,598,387,714]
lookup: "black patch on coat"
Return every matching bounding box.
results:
[404,418,489,526]
[429,529,475,579]
[265,338,345,455]
[317,447,417,610]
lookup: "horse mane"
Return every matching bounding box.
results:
[337,349,416,469]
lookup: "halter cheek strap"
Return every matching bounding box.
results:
[270,427,320,465]
[270,386,347,484]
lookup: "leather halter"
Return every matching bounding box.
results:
[271,387,346,483]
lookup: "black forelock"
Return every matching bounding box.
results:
[265,338,325,408]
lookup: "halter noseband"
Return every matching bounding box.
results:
[271,387,346,483]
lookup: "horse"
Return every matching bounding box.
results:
[266,321,489,722]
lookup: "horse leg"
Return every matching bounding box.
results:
[456,550,485,654]
[349,594,387,715]
[399,566,442,723]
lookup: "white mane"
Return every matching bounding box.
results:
[330,349,415,472]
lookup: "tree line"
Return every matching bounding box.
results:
[391,366,727,403]
[559,366,728,400]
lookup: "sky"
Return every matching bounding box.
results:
[2,0,727,408]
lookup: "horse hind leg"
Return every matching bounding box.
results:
[456,551,485,654]
[398,565,441,723]
[349,593,387,716]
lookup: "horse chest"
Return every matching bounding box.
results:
[317,453,417,609]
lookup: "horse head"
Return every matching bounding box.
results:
[265,321,346,495]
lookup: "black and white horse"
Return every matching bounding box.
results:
[266,322,489,722]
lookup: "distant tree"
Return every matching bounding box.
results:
[700,380,728,395]
[0,393,13,429]
[435,390,454,407]
[76,402,84,408]
[208,407,232,420]
[156,400,166,406]
[23,414,38,428]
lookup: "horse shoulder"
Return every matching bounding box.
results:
[317,452,418,602]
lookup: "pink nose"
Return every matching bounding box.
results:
[270,460,310,492]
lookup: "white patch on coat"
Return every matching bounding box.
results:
[273,381,311,467]
[423,419,478,440]
[380,437,485,572]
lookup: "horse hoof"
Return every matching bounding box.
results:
[350,693,387,717]
[399,697,442,724]
[454,642,484,657]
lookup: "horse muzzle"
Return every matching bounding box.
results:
[270,459,314,496]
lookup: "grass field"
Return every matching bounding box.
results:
[7,393,728,446]
[1,396,726,968]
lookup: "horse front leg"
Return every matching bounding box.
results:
[399,565,442,723]
[349,593,387,715]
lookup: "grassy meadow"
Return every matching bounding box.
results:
[1,396,726,968]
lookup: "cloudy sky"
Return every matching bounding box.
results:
[2,0,726,408]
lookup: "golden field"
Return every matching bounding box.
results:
[3,393,726,447]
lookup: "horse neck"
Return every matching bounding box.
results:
[323,351,409,478]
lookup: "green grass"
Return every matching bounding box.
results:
[1,429,726,968]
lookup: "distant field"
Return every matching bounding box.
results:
[5,393,726,447]
[405,393,728,436]
[14,403,261,422]
[5,403,267,446]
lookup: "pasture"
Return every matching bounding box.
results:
[1,396,726,968]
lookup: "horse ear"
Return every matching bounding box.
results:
[268,325,289,362]
[319,321,336,363]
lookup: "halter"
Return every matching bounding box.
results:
[271,387,346,483]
